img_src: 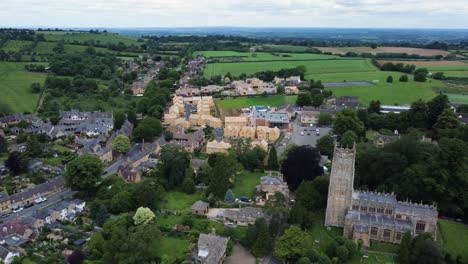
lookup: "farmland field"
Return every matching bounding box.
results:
[316,46,454,57]
[442,71,468,78]
[1,40,33,52]
[42,31,140,46]
[196,50,339,61]
[0,62,47,113]
[204,59,376,78]
[376,59,468,71]
[445,93,468,104]
[216,95,298,109]
[316,71,442,105]
[259,44,316,52]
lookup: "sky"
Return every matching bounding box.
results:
[1,0,468,29]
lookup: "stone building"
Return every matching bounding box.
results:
[325,145,438,247]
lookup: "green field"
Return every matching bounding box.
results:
[312,71,442,105]
[259,44,314,52]
[0,62,47,113]
[232,171,265,198]
[426,65,468,71]
[1,40,33,51]
[439,220,468,262]
[195,51,339,61]
[445,93,468,104]
[158,236,191,261]
[441,71,468,78]
[42,31,140,46]
[161,192,202,212]
[216,95,298,109]
[204,59,376,78]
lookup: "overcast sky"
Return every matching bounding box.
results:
[1,0,468,29]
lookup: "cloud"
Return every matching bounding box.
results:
[0,0,467,28]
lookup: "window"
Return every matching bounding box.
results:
[369,207,376,213]
[416,221,426,233]
[396,214,402,219]
[352,205,359,210]
[360,206,367,212]
[395,232,402,240]
[371,227,378,236]
[377,208,384,214]
[385,209,393,215]
[383,229,391,238]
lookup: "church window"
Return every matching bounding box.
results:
[385,209,393,215]
[416,221,426,234]
[377,208,384,214]
[370,227,378,236]
[396,214,402,219]
[352,205,359,210]
[360,206,367,212]
[369,207,376,213]
[383,229,391,238]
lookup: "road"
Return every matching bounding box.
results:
[103,159,124,177]
[260,255,282,264]
[2,189,75,222]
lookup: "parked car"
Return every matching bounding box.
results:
[300,132,304,136]
[34,197,47,204]
[240,196,251,203]
[13,207,23,213]
[24,203,34,208]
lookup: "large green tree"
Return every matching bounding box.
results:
[317,135,334,158]
[267,146,279,170]
[112,135,131,154]
[158,145,190,189]
[64,155,104,191]
[333,108,364,137]
[274,226,307,262]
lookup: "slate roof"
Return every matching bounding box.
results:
[352,191,397,205]
[197,233,229,264]
[0,190,10,204]
[192,200,209,211]
[260,176,284,186]
[10,175,65,203]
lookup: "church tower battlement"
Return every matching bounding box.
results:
[325,144,356,227]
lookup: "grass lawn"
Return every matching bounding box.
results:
[0,62,47,113]
[195,51,339,61]
[438,220,468,262]
[161,191,203,212]
[317,71,442,106]
[231,171,265,198]
[204,59,376,78]
[350,251,397,264]
[445,93,468,104]
[158,236,191,260]
[216,95,298,109]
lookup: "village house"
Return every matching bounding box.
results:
[10,176,65,208]
[250,139,268,151]
[285,86,299,94]
[251,111,289,129]
[0,245,19,264]
[223,126,241,138]
[238,126,256,140]
[206,140,232,154]
[258,175,290,200]
[168,129,205,152]
[0,189,11,215]
[218,207,265,226]
[200,85,223,94]
[301,111,320,126]
[176,86,201,97]
[118,165,142,183]
[191,200,209,216]
[327,96,360,110]
[256,126,280,142]
[232,78,277,96]
[58,110,114,137]
[285,76,301,86]
[224,116,248,127]
[195,231,229,264]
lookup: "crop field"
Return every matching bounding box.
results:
[315,71,441,105]
[445,93,468,104]
[216,95,298,109]
[442,71,468,78]
[204,59,376,78]
[32,42,140,56]
[42,31,140,46]
[259,44,315,52]
[195,51,339,61]
[376,59,468,68]
[0,62,47,113]
[316,46,454,57]
[439,220,468,262]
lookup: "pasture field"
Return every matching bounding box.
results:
[42,31,140,46]
[0,62,47,113]
[438,220,468,262]
[442,71,468,78]
[204,59,376,78]
[316,46,454,57]
[195,51,339,61]
[376,59,468,70]
[445,93,468,104]
[315,71,442,105]
[1,40,33,51]
[216,95,298,109]
[259,44,315,52]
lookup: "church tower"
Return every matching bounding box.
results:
[325,144,356,227]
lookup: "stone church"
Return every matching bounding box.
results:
[325,145,438,247]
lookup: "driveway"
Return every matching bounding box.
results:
[225,244,256,264]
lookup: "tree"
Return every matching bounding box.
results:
[386,75,393,83]
[427,94,449,128]
[311,93,324,108]
[336,245,349,263]
[87,232,105,259]
[112,135,131,154]
[296,93,312,107]
[133,207,156,226]
[368,100,381,114]
[158,145,190,189]
[182,168,196,194]
[67,250,85,264]
[26,136,42,157]
[224,189,235,203]
[399,75,409,82]
[399,231,412,264]
[64,155,104,191]
[5,151,28,175]
[267,146,279,170]
[408,235,444,264]
[113,111,126,130]
[433,109,459,130]
[317,135,334,158]
[281,145,323,191]
[274,226,306,262]
[207,153,241,199]
[134,180,165,210]
[0,136,7,154]
[30,82,41,93]
[295,177,329,211]
[318,112,333,126]
[432,72,445,80]
[340,130,358,148]
[251,218,272,257]
[414,72,427,82]
[132,117,162,142]
[110,190,134,213]
[333,108,364,137]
